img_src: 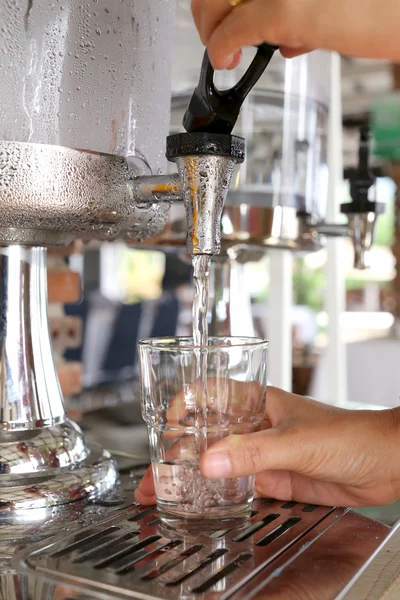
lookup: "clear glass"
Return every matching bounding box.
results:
[138,336,268,529]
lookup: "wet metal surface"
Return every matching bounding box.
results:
[1,461,395,600]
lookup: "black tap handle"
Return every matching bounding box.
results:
[183,44,278,135]
[357,125,373,179]
[350,125,375,205]
[342,124,384,216]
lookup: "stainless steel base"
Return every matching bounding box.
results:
[0,420,88,476]
[0,245,118,511]
[13,498,346,599]
[0,461,396,600]
[0,437,117,511]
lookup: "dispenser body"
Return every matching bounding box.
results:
[0,0,175,171]
[0,0,180,509]
[0,0,176,246]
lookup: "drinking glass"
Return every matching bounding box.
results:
[138,336,268,529]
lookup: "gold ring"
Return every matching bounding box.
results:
[229,0,243,6]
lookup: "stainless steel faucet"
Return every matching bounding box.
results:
[166,133,245,256]
[165,45,277,258]
[341,126,385,269]
[292,126,384,269]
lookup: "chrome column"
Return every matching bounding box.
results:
[0,246,117,511]
[0,246,64,428]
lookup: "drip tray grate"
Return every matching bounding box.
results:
[13,495,394,600]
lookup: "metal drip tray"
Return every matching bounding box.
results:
[13,474,397,600]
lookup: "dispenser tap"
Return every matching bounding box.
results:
[166,132,245,255]
[166,44,278,256]
[341,126,385,269]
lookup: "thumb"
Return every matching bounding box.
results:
[200,427,313,479]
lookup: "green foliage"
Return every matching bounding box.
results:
[292,258,325,312]
[373,199,394,247]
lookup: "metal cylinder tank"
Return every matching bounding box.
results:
[0,0,175,169]
[0,0,176,245]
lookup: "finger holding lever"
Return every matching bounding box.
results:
[192,0,400,70]
[191,0,243,69]
[191,0,312,70]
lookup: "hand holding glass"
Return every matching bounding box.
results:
[138,336,268,528]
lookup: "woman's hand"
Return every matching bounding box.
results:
[191,0,400,70]
[136,387,400,508]
[201,388,400,507]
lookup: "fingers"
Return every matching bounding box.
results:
[135,435,199,504]
[225,49,243,70]
[200,394,344,479]
[134,466,156,505]
[191,0,233,46]
[191,0,242,69]
[279,46,312,59]
[207,1,278,69]
[206,0,313,70]
[166,378,266,435]
[134,488,156,506]
[194,0,400,69]
[200,396,400,498]
[200,429,294,478]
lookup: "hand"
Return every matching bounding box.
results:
[191,0,400,70]
[201,388,400,507]
[136,387,400,507]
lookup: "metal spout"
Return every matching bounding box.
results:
[166,132,245,256]
[175,154,237,255]
[347,212,379,270]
